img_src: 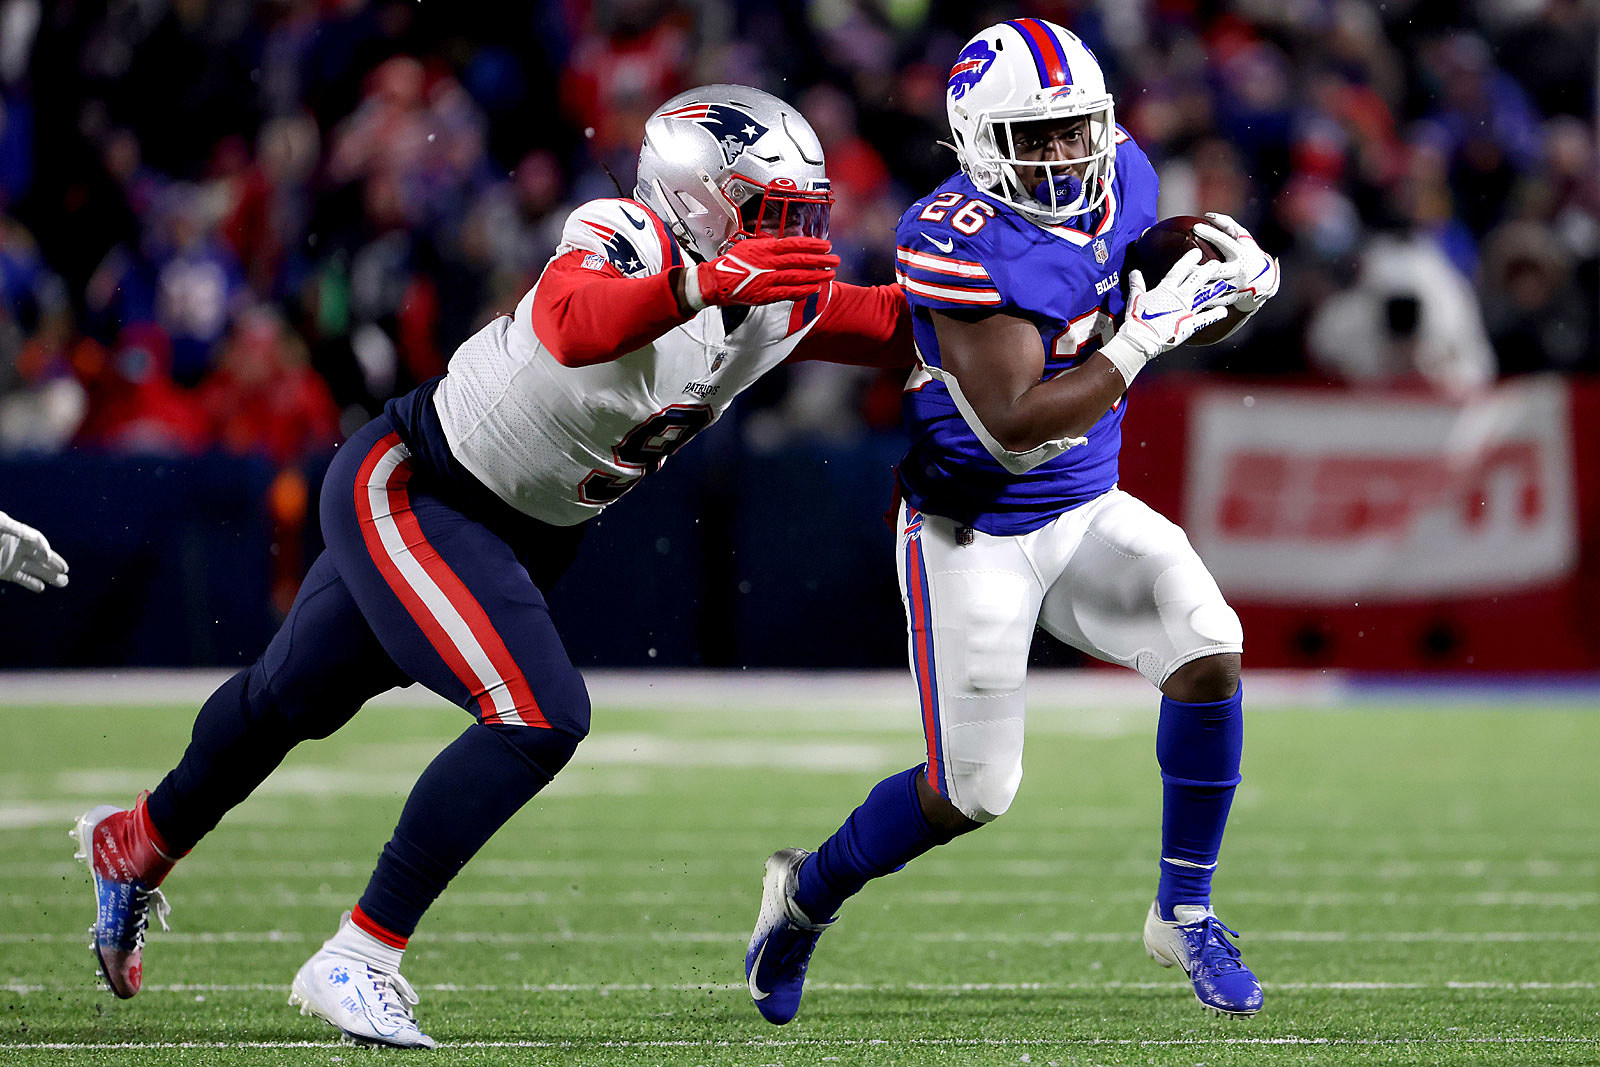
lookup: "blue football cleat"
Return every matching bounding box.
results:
[745,848,833,1025]
[1143,902,1264,1016]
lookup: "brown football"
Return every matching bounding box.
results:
[1121,215,1240,346]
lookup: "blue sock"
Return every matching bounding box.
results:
[1155,686,1243,919]
[356,722,578,938]
[793,765,941,922]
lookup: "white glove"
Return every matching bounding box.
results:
[0,511,69,593]
[1100,247,1232,387]
[1194,212,1279,313]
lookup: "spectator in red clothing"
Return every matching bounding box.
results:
[73,323,209,456]
[560,0,691,172]
[196,307,339,468]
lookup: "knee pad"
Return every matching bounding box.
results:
[943,749,1024,823]
[1150,560,1243,686]
[936,570,1032,693]
[522,665,592,740]
[486,722,582,782]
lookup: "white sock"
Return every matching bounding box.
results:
[324,911,405,974]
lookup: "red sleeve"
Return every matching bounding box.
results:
[529,251,690,367]
[786,282,915,369]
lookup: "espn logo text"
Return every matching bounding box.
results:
[1215,442,1543,540]
[1186,382,1577,600]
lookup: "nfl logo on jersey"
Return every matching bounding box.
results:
[1093,238,1109,265]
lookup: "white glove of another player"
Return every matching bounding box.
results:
[1193,213,1280,314]
[1100,247,1232,388]
[0,511,69,593]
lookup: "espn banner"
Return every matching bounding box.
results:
[1184,379,1578,603]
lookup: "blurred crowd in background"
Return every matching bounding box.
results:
[0,0,1596,475]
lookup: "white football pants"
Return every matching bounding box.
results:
[896,490,1243,823]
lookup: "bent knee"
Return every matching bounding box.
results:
[493,666,591,739]
[943,758,1023,824]
[486,722,583,780]
[1162,652,1241,703]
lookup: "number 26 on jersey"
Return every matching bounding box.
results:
[919,192,995,235]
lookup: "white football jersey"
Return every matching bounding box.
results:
[433,198,829,526]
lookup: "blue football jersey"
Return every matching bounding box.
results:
[895,129,1159,535]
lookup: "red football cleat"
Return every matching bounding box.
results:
[71,793,178,998]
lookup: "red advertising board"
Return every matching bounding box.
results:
[1119,377,1600,670]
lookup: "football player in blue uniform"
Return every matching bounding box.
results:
[746,18,1280,1022]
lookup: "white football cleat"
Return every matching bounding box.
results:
[1143,902,1263,1017]
[289,938,435,1049]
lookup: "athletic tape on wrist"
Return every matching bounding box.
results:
[1100,334,1149,389]
[683,264,708,312]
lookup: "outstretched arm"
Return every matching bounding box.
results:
[530,237,840,368]
[787,283,915,369]
[529,253,695,368]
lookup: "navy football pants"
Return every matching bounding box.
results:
[146,415,589,935]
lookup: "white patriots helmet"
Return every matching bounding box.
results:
[635,84,833,262]
[945,18,1116,224]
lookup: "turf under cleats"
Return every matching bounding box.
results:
[1143,902,1263,1017]
[746,847,834,1025]
[72,795,176,998]
[290,946,436,1049]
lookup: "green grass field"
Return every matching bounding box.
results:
[2,679,1597,1065]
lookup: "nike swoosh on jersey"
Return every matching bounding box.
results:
[747,941,772,1000]
[921,232,955,253]
[620,209,648,230]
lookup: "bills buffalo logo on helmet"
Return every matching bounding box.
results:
[659,103,770,166]
[948,40,997,100]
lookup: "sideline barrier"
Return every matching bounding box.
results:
[3,376,1594,669]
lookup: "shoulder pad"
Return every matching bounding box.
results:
[556,198,682,278]
[894,192,1005,311]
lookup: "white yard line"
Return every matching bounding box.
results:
[6,980,1598,995]
[8,888,1597,909]
[3,929,1599,944]
[2,1036,1595,1051]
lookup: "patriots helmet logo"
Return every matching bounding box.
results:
[658,103,770,166]
[948,40,997,100]
[582,221,647,275]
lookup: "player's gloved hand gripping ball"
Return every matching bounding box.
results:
[682,236,839,310]
[1192,212,1280,314]
[1099,247,1232,387]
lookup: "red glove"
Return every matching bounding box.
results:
[683,236,838,310]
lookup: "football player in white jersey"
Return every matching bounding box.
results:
[71,84,912,1048]
[746,19,1280,1023]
